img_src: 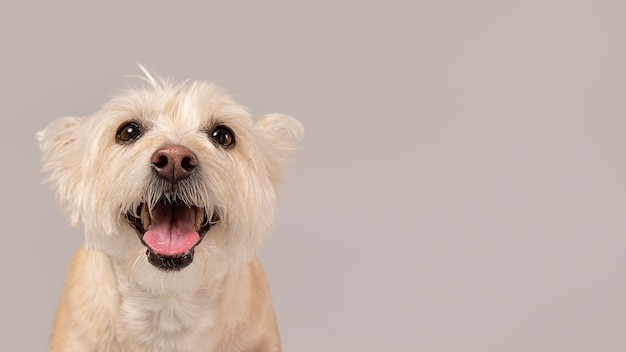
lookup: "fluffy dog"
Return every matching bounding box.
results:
[38,69,303,351]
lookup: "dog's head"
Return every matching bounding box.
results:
[38,70,302,293]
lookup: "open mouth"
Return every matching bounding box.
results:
[126,198,219,271]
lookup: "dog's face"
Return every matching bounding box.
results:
[38,74,302,294]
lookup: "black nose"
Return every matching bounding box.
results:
[151,144,198,182]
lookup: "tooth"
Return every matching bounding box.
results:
[141,203,151,230]
[194,207,203,231]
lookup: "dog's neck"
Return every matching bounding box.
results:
[111,262,226,351]
[121,285,220,350]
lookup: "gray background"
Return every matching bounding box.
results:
[2,1,626,351]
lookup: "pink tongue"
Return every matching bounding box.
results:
[143,203,200,256]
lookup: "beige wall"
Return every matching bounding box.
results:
[2,1,626,350]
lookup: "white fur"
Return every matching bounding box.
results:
[39,69,302,351]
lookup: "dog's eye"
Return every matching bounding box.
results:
[211,126,235,147]
[116,122,142,143]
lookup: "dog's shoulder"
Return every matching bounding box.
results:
[51,245,123,350]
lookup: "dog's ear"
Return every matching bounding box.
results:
[37,117,85,225]
[257,113,304,188]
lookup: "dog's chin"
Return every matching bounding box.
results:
[144,247,195,271]
[125,248,219,295]
[125,197,219,272]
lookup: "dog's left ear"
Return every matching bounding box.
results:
[257,113,304,188]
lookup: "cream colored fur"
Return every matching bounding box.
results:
[38,70,303,352]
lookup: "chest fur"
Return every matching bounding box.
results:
[118,288,219,352]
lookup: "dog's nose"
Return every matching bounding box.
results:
[151,144,198,182]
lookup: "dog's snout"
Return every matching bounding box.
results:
[151,144,198,182]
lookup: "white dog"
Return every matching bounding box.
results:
[38,69,303,351]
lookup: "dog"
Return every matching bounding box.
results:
[38,68,303,351]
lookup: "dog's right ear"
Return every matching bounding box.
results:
[37,117,85,225]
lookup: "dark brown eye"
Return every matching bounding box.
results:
[211,126,235,147]
[116,122,142,142]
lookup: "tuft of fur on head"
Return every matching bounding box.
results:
[38,69,303,294]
